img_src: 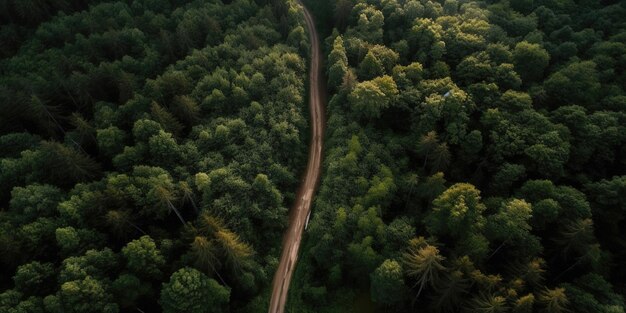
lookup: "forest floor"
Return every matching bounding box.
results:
[267,2,326,313]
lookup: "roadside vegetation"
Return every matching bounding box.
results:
[0,0,309,312]
[1,0,626,312]
[291,0,626,312]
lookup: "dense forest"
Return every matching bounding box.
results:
[1,0,626,312]
[289,0,626,312]
[0,0,311,312]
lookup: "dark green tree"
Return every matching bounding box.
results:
[370,259,407,306]
[160,267,230,313]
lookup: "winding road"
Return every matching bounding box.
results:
[268,2,325,313]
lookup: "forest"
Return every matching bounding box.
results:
[0,0,625,312]
[0,0,310,311]
[289,0,626,312]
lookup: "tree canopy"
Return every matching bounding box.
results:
[292,0,626,311]
[0,0,310,310]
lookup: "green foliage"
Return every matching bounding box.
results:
[39,141,102,187]
[348,75,398,119]
[2,0,626,312]
[292,0,626,311]
[9,184,63,222]
[58,248,118,283]
[0,1,310,311]
[96,126,126,157]
[513,41,550,83]
[544,61,601,107]
[13,262,55,296]
[121,235,165,279]
[370,259,406,306]
[538,287,569,313]
[359,51,385,80]
[402,239,446,298]
[0,133,40,158]
[44,276,119,313]
[110,274,150,309]
[160,267,230,313]
[55,227,80,255]
[426,183,486,239]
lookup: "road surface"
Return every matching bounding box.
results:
[268,2,325,313]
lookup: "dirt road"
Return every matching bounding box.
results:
[267,2,325,313]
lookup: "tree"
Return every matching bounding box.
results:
[485,199,539,259]
[358,50,384,80]
[500,90,533,112]
[329,35,348,66]
[544,61,600,107]
[408,18,446,63]
[151,102,183,136]
[152,176,186,225]
[404,62,424,83]
[149,71,191,103]
[111,274,150,309]
[13,262,55,296]
[347,236,381,282]
[44,276,119,313]
[538,287,569,313]
[287,25,307,55]
[4,295,46,313]
[132,119,163,142]
[561,274,625,313]
[39,141,101,187]
[328,62,348,89]
[105,210,146,238]
[417,131,440,169]
[348,75,398,119]
[385,217,416,253]
[248,73,266,100]
[190,235,221,278]
[362,165,397,209]
[24,95,64,138]
[58,248,118,283]
[425,183,486,239]
[70,112,96,147]
[368,45,399,73]
[430,269,471,312]
[55,226,80,255]
[121,235,165,279]
[350,5,384,44]
[0,290,23,311]
[148,130,182,170]
[402,238,446,298]
[18,217,58,259]
[160,267,230,313]
[179,181,199,214]
[9,184,63,222]
[370,259,407,306]
[414,130,451,171]
[193,213,253,272]
[96,126,126,158]
[554,218,595,256]
[415,172,447,202]
[513,41,550,83]
[523,130,570,176]
[171,95,200,127]
[469,293,508,313]
[341,68,358,91]
[215,229,253,271]
[512,294,535,313]
[0,132,40,158]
